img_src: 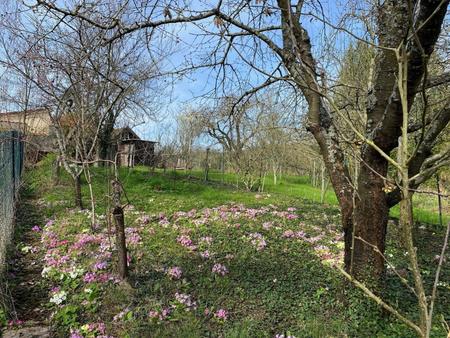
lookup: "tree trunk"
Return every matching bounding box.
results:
[97,119,115,166]
[346,151,389,284]
[52,156,61,186]
[74,174,83,210]
[204,148,210,181]
[112,179,128,280]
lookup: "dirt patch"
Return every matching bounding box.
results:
[1,188,51,335]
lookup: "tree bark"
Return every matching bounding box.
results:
[112,179,128,280]
[74,174,83,209]
[52,156,61,186]
[349,150,389,282]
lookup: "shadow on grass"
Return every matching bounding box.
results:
[4,184,50,323]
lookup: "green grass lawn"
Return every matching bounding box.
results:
[181,169,449,226]
[5,157,449,337]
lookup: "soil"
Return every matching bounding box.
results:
[1,188,51,337]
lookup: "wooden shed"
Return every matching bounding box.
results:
[111,127,156,167]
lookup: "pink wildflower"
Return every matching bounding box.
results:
[93,261,108,270]
[87,322,106,334]
[83,272,97,283]
[200,250,210,259]
[175,293,197,310]
[212,263,228,276]
[262,222,273,230]
[282,230,295,238]
[248,233,266,251]
[199,236,213,245]
[32,225,41,232]
[70,329,83,338]
[148,310,159,319]
[214,309,228,320]
[7,319,24,327]
[177,235,193,247]
[167,266,183,280]
[160,307,172,319]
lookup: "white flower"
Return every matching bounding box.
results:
[21,246,32,254]
[84,288,93,294]
[41,266,52,277]
[50,290,67,305]
[69,267,84,279]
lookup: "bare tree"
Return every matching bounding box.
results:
[31,0,450,285]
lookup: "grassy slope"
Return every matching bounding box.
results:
[183,169,449,226]
[14,157,449,338]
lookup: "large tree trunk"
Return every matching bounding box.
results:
[344,149,389,283]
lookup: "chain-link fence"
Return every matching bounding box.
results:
[0,131,24,272]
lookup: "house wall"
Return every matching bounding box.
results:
[0,110,52,135]
[116,141,155,167]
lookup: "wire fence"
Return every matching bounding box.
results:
[0,131,24,273]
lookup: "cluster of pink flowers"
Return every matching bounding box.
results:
[177,235,193,247]
[262,221,273,230]
[200,250,211,259]
[7,319,24,327]
[167,266,183,280]
[212,263,228,276]
[199,236,213,245]
[214,308,228,321]
[248,233,267,251]
[193,218,208,226]
[71,234,102,250]
[70,330,84,338]
[113,308,130,321]
[174,292,197,310]
[282,230,306,239]
[176,235,197,250]
[93,261,108,270]
[87,322,106,334]
[44,251,70,267]
[159,218,170,227]
[70,323,111,338]
[149,307,172,321]
[286,214,298,220]
[125,227,142,245]
[83,272,116,284]
[45,219,55,227]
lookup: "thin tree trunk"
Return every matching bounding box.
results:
[320,163,327,203]
[111,179,128,280]
[52,156,61,186]
[84,165,96,228]
[204,148,210,181]
[74,173,83,210]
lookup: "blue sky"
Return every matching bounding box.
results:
[1,0,362,143]
[134,0,357,142]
